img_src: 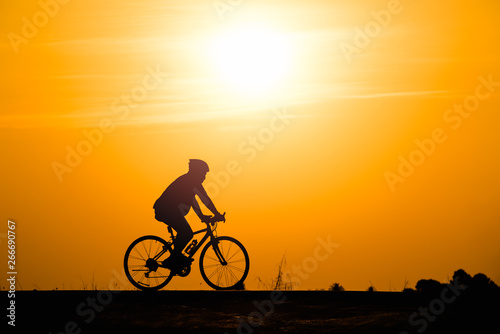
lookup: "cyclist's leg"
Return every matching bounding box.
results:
[168,215,194,256]
[156,211,193,266]
[155,208,193,267]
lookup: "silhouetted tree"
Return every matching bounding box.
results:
[452,269,472,288]
[329,283,345,292]
[411,270,498,299]
[470,273,499,292]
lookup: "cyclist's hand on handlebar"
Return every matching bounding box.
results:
[200,212,226,224]
[213,212,226,223]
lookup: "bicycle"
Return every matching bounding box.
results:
[123,213,250,290]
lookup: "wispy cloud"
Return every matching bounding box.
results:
[332,90,450,99]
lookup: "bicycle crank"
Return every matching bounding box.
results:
[176,264,191,277]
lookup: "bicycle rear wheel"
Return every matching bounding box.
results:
[124,235,174,290]
[199,236,249,290]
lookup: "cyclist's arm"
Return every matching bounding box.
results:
[191,198,206,219]
[194,186,221,217]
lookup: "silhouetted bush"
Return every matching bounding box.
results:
[329,283,345,292]
[233,281,246,290]
[415,279,442,295]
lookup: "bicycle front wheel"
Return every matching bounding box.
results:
[199,236,250,290]
[124,235,174,290]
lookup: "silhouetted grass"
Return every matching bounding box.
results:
[257,254,294,290]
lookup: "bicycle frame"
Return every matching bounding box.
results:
[167,222,227,265]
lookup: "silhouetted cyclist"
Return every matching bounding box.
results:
[154,159,224,269]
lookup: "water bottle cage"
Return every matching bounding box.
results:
[185,240,198,255]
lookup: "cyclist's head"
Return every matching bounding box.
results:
[189,159,209,174]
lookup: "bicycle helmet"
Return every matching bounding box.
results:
[189,159,209,173]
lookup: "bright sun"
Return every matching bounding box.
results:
[210,24,293,96]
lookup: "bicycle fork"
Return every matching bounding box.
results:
[212,240,227,266]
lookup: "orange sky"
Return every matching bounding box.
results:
[1,0,499,291]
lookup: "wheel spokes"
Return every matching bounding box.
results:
[125,237,174,290]
[227,264,245,273]
[202,239,248,288]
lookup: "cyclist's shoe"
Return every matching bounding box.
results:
[162,253,192,270]
[161,255,177,269]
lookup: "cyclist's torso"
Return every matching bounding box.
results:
[154,173,203,216]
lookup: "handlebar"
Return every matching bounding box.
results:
[201,212,226,225]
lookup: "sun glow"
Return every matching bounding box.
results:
[210,24,293,96]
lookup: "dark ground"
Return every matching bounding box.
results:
[4,290,499,333]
